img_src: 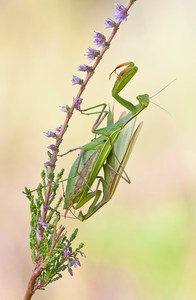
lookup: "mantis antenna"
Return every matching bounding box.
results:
[150,78,176,99]
[149,78,176,116]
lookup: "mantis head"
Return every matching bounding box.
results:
[137,94,150,108]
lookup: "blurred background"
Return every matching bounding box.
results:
[0,0,196,299]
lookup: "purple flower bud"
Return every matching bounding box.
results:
[64,250,72,257]
[72,75,84,85]
[78,65,93,72]
[44,131,56,138]
[105,18,117,28]
[74,97,83,110]
[44,161,54,167]
[48,144,56,151]
[68,261,73,268]
[55,125,62,133]
[38,221,48,230]
[94,32,107,47]
[43,205,51,210]
[75,258,81,267]
[60,105,70,112]
[34,229,42,243]
[85,48,100,62]
[60,106,67,112]
[114,4,128,22]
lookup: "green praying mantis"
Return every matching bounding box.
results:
[62,62,149,220]
[77,111,143,221]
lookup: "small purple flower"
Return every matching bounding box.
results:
[78,65,93,72]
[43,205,50,210]
[34,229,42,243]
[74,97,83,110]
[69,258,81,268]
[114,4,128,22]
[44,161,54,167]
[94,32,108,47]
[60,106,68,112]
[105,18,117,28]
[68,261,73,268]
[72,75,84,85]
[85,47,100,62]
[75,258,81,267]
[44,131,56,138]
[38,221,48,230]
[64,250,72,257]
[55,125,62,133]
[48,144,56,151]
[60,105,70,112]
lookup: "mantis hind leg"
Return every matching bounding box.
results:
[77,176,105,221]
[77,189,102,221]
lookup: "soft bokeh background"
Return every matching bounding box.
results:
[1,0,196,299]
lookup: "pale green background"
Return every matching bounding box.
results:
[0,1,196,299]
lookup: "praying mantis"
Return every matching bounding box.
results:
[77,111,143,220]
[63,62,149,220]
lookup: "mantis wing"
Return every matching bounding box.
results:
[103,114,143,200]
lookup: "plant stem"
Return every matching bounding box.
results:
[23,265,44,300]
[23,1,137,298]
